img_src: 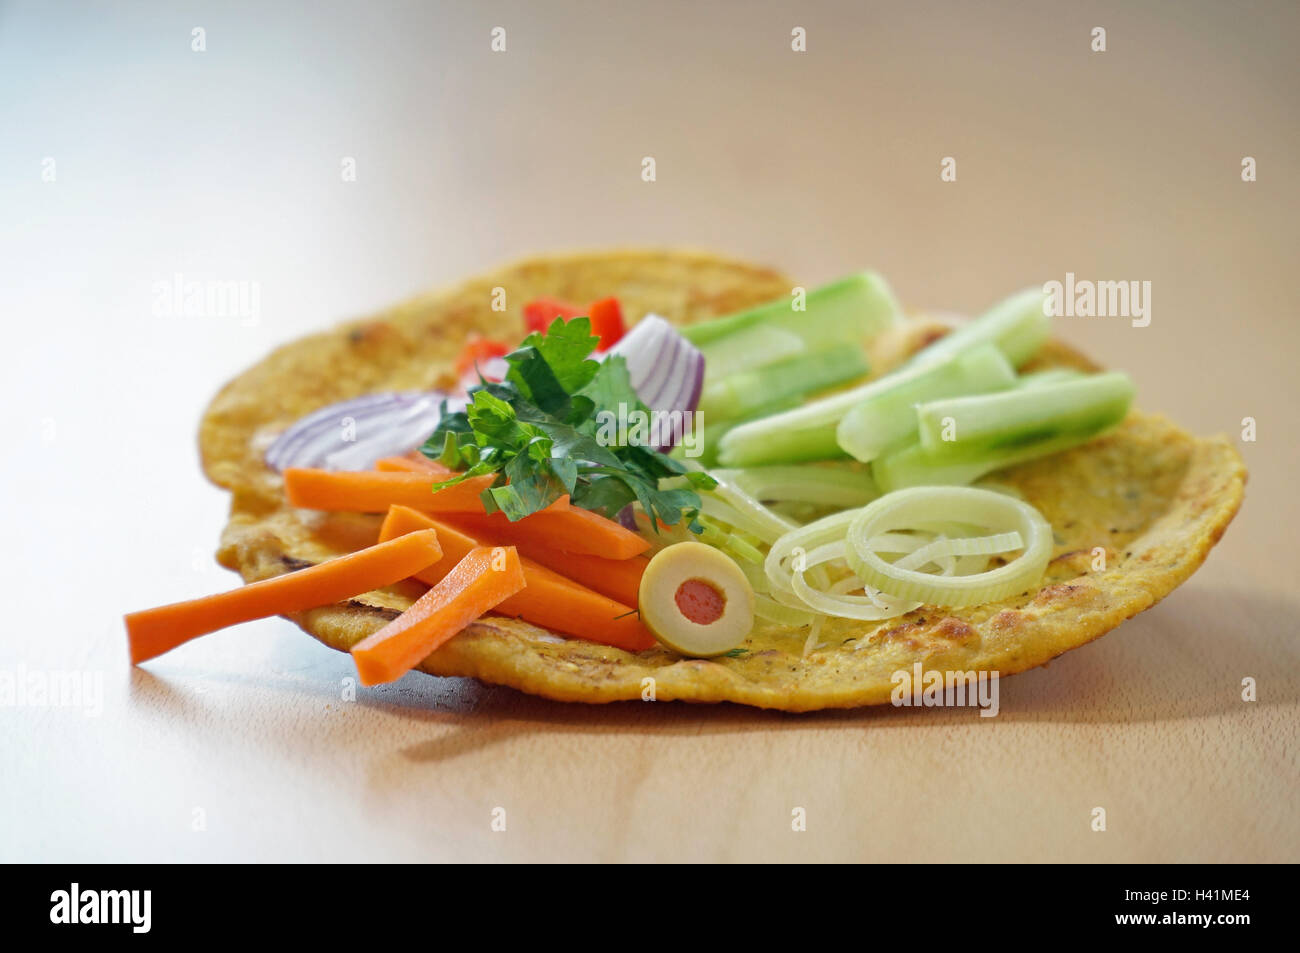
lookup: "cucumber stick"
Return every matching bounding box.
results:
[909,287,1050,369]
[718,344,1015,466]
[1016,368,1085,388]
[874,371,1135,490]
[690,272,901,376]
[716,392,854,465]
[873,433,1084,491]
[672,395,801,466]
[698,325,805,380]
[699,345,868,422]
[834,344,1015,463]
[713,287,1051,467]
[917,371,1134,461]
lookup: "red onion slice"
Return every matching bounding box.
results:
[266,314,703,470]
[616,504,639,531]
[605,314,705,450]
[621,323,676,408]
[265,391,461,472]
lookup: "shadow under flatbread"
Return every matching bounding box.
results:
[127,575,1294,778]
[990,583,1299,724]
[383,581,1300,765]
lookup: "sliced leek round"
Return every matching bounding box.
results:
[846,487,1052,605]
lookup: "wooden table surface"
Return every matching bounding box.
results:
[2,1,1296,862]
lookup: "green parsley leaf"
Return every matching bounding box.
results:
[513,317,601,395]
[419,318,708,525]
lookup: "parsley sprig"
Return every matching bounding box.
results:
[423,318,714,529]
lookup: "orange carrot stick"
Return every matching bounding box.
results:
[286,465,641,558]
[374,455,453,475]
[502,561,654,651]
[510,548,647,608]
[125,530,443,664]
[404,449,441,465]
[407,507,645,604]
[305,458,642,560]
[380,506,487,583]
[283,468,503,514]
[351,546,527,685]
[448,504,649,559]
[381,506,654,651]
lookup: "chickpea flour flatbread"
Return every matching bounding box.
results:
[198,250,1245,711]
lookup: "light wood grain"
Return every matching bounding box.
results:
[1,0,1296,862]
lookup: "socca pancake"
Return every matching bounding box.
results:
[199,249,1245,711]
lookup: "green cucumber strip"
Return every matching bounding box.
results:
[699,345,869,422]
[873,411,1129,492]
[872,439,1043,491]
[718,343,1014,467]
[916,371,1134,461]
[1016,368,1086,388]
[715,289,1051,468]
[834,344,1015,463]
[685,271,902,354]
[717,403,848,466]
[910,287,1050,370]
[711,463,879,508]
[673,395,801,466]
[713,285,1051,467]
[698,325,805,381]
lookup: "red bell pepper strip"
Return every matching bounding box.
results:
[522,297,585,335]
[454,333,510,378]
[587,297,626,350]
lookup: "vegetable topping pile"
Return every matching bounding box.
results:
[129,275,1135,676]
